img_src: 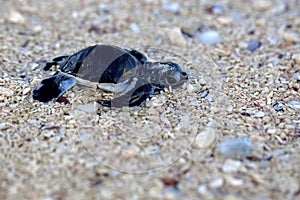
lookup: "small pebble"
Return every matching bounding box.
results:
[294,72,300,81]
[5,10,26,24]
[77,102,100,113]
[273,101,285,112]
[281,31,300,43]
[292,54,300,64]
[0,123,7,130]
[0,87,14,97]
[43,131,54,138]
[22,88,31,95]
[250,134,265,142]
[217,17,233,26]
[199,90,209,98]
[216,138,252,160]
[225,176,244,187]
[130,22,140,33]
[187,83,194,93]
[192,127,217,149]
[209,178,224,188]
[162,0,179,12]
[205,5,224,15]
[196,30,222,44]
[222,159,242,173]
[288,100,300,109]
[97,4,110,14]
[166,27,187,47]
[255,111,265,118]
[198,185,209,195]
[247,39,261,52]
[253,0,272,11]
[266,129,276,134]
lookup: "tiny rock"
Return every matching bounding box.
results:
[5,10,26,24]
[196,30,222,44]
[214,48,231,56]
[216,138,252,160]
[294,72,300,81]
[209,178,224,188]
[43,131,54,138]
[255,111,265,118]
[222,159,242,173]
[292,54,300,64]
[225,176,244,187]
[281,31,300,43]
[0,123,7,130]
[0,87,14,97]
[247,39,261,52]
[199,90,209,98]
[266,129,276,134]
[162,0,179,12]
[192,127,217,149]
[273,101,285,112]
[253,0,272,11]
[22,88,31,95]
[33,25,42,33]
[130,22,140,33]
[77,102,100,113]
[167,27,187,47]
[198,185,209,195]
[250,134,265,142]
[187,83,194,93]
[288,100,300,109]
[217,17,233,26]
[205,5,224,15]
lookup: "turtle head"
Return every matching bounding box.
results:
[159,62,188,87]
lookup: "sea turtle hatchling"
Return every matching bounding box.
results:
[32,44,188,107]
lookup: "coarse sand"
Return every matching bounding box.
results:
[0,0,299,199]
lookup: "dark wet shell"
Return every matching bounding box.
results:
[60,45,144,84]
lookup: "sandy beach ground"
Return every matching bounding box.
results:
[0,0,299,199]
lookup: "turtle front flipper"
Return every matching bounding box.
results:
[98,80,160,108]
[32,71,76,102]
[43,55,70,71]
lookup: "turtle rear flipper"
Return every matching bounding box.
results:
[32,71,76,102]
